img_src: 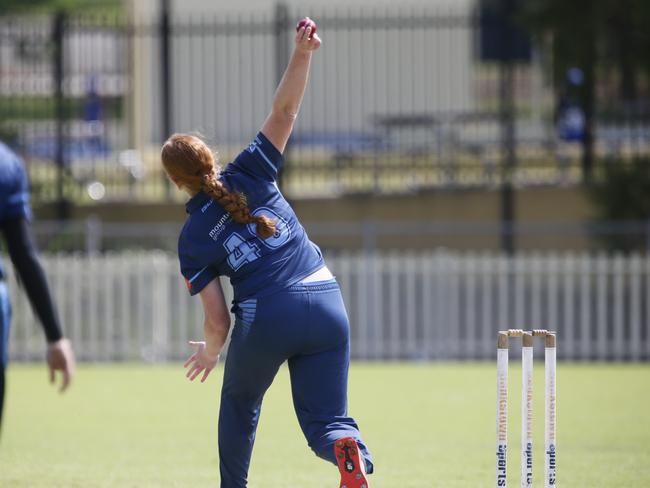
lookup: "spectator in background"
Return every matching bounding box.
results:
[557,67,586,142]
[0,140,76,435]
[82,74,107,158]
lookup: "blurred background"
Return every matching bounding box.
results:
[1,0,649,362]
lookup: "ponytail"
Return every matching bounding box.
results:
[161,133,276,239]
[201,173,276,239]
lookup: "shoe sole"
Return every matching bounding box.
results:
[334,437,369,488]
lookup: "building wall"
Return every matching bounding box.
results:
[127,0,474,17]
[125,0,476,150]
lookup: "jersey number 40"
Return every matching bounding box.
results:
[224,208,291,272]
[224,233,261,271]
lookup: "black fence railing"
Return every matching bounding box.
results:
[1,4,649,208]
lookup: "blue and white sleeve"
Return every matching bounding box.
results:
[229,132,283,181]
[0,160,32,223]
[179,252,218,296]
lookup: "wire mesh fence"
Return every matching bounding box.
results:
[1,4,649,207]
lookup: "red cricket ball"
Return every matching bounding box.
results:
[296,17,317,38]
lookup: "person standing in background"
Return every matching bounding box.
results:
[0,140,76,435]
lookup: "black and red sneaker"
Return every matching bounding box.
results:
[334,437,369,488]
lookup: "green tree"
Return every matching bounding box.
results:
[588,158,650,251]
[523,0,600,181]
[0,0,119,14]
[522,0,650,180]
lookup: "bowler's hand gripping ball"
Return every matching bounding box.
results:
[296,17,317,39]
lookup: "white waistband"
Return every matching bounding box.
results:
[300,265,334,283]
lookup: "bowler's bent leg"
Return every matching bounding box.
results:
[288,287,374,473]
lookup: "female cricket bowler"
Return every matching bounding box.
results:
[161,18,373,488]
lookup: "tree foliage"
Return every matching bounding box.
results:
[0,0,119,14]
[522,0,650,103]
[520,0,650,182]
[588,158,650,251]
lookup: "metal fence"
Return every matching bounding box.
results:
[7,251,650,362]
[1,5,649,206]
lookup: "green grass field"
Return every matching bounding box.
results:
[1,363,649,487]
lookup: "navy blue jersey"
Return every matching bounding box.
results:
[178,132,324,301]
[0,142,32,279]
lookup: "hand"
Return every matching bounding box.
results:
[47,338,76,393]
[184,341,219,383]
[295,24,321,53]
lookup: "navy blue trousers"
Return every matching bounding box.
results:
[218,279,373,487]
[0,282,12,430]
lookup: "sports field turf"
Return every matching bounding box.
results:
[1,363,649,487]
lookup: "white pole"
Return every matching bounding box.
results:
[545,334,557,487]
[496,332,509,487]
[521,332,534,488]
